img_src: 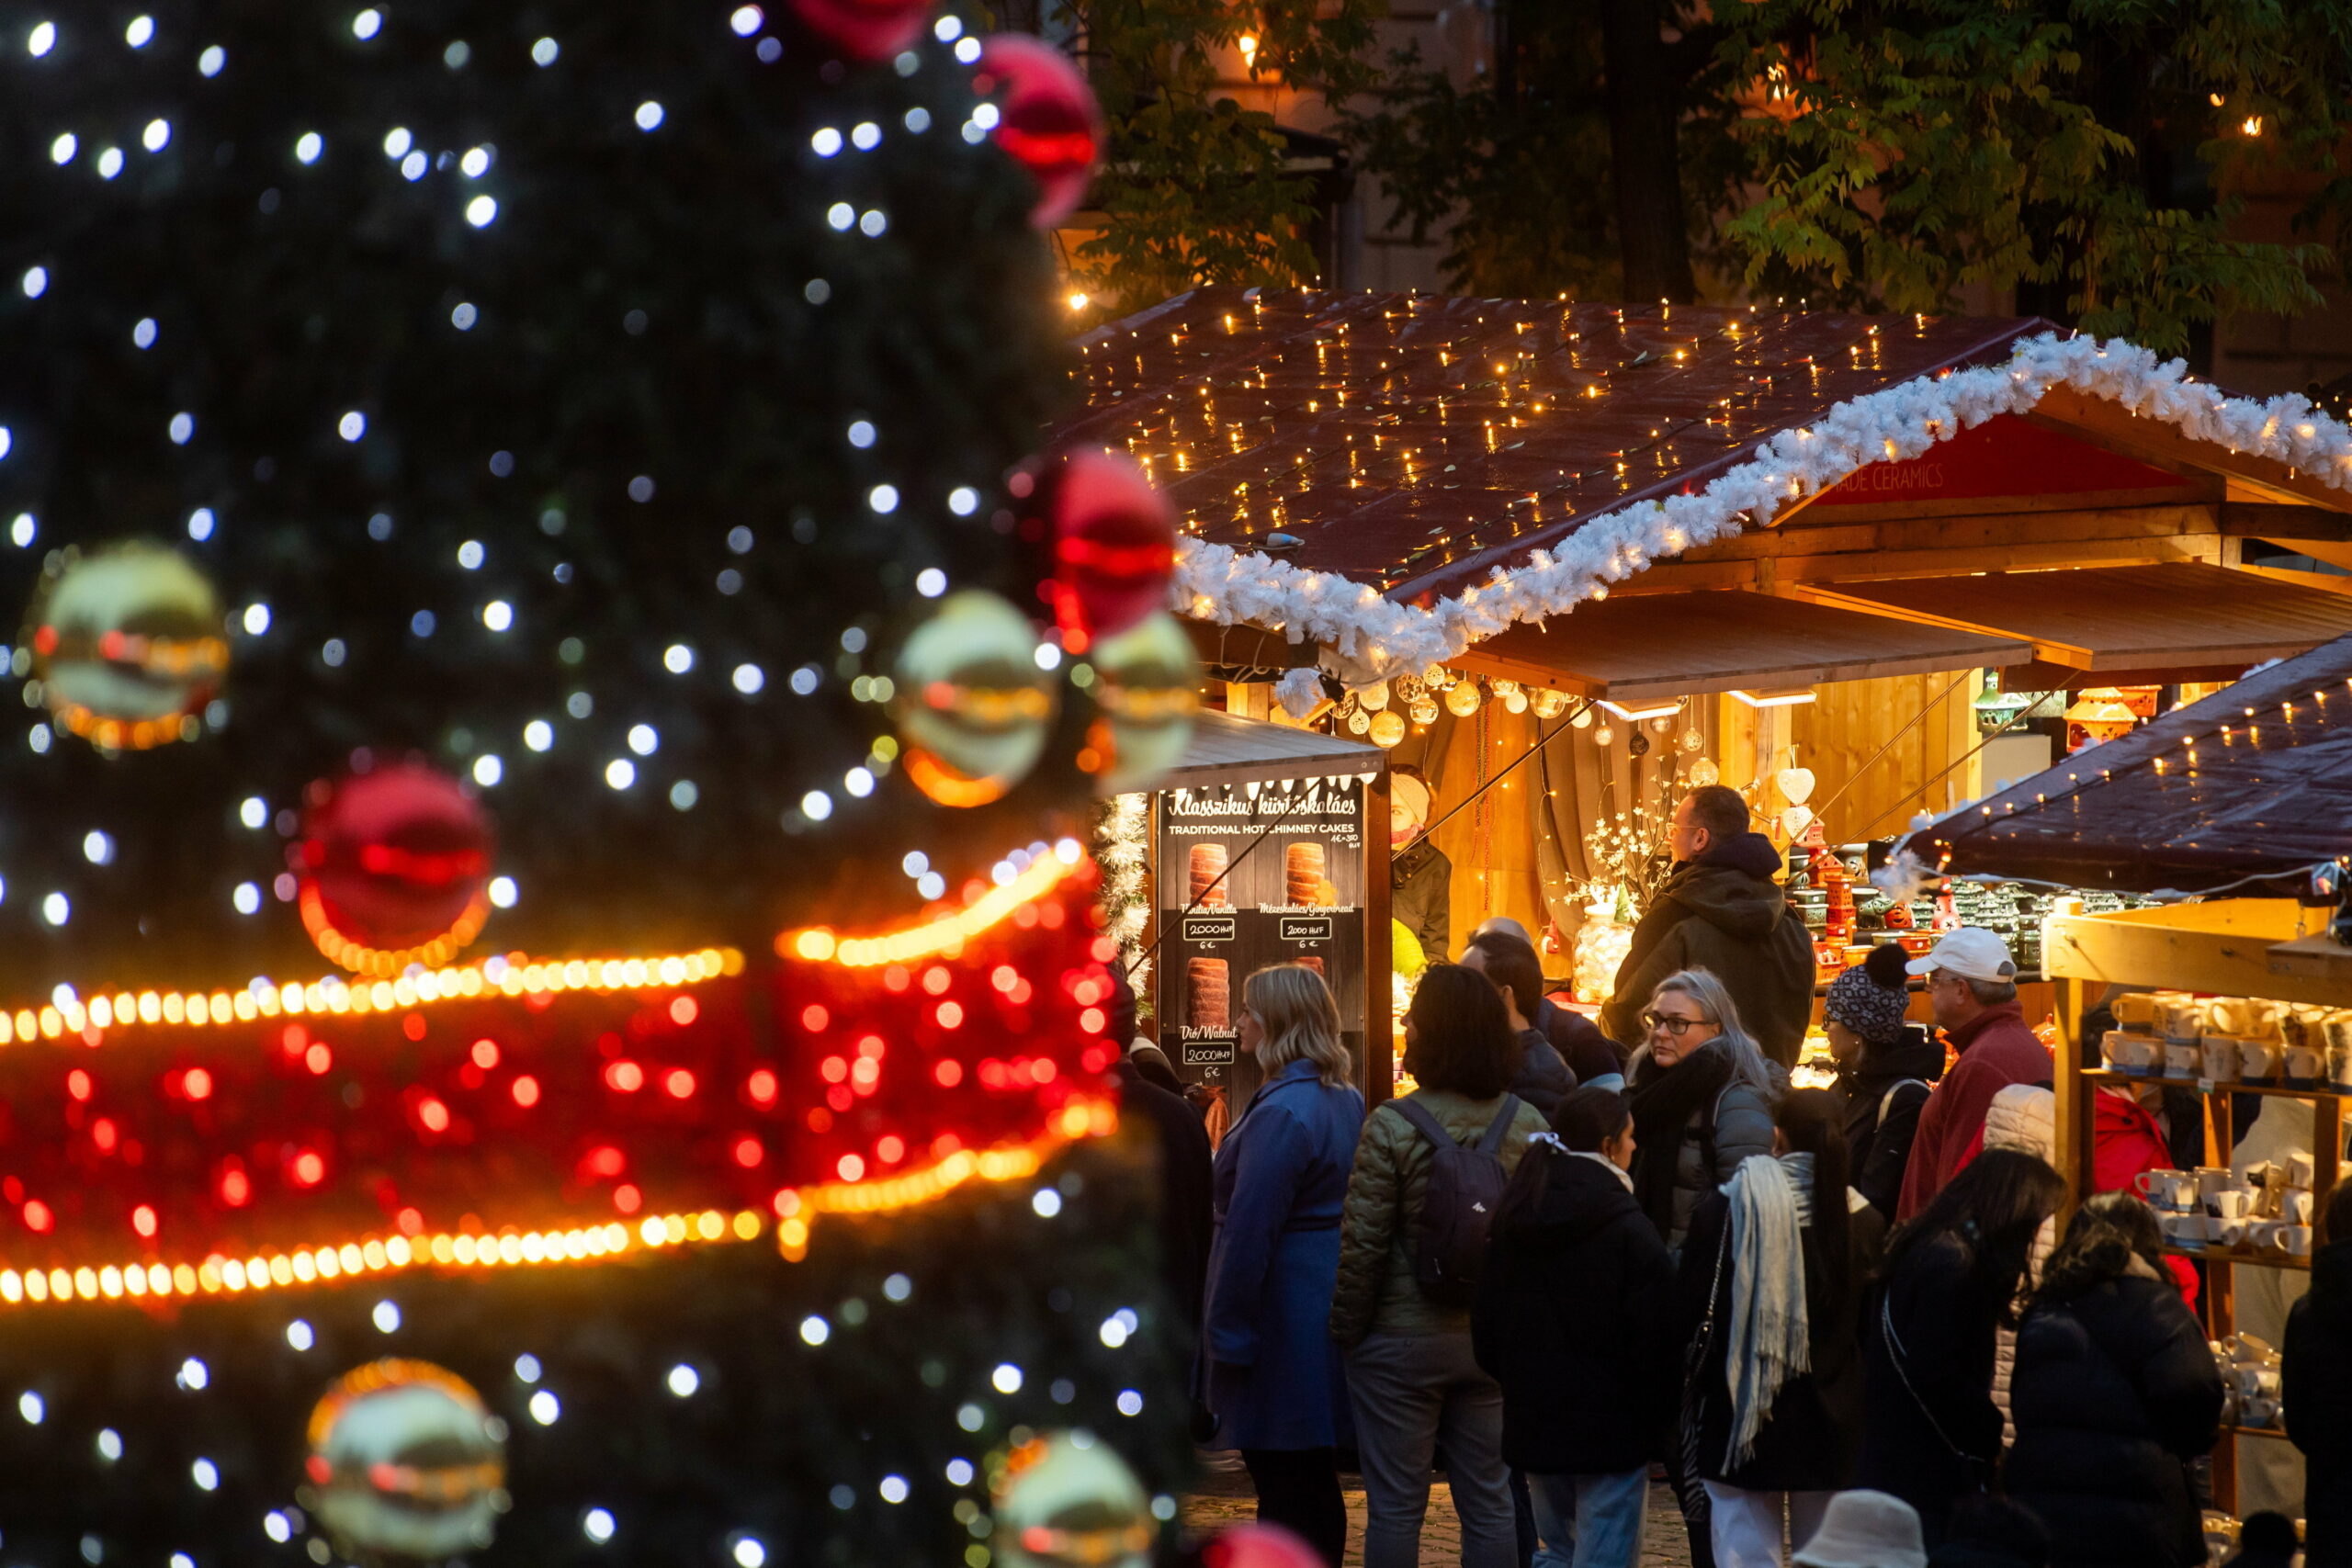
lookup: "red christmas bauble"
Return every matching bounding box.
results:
[296,760,496,975]
[976,35,1102,227]
[1046,447,1178,645]
[788,0,933,62]
[1203,1525,1324,1568]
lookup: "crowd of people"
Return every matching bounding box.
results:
[1116,787,2352,1568]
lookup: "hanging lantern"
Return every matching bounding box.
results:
[1087,611,1199,792]
[1444,680,1482,718]
[975,35,1103,228]
[295,761,495,976]
[1408,695,1439,725]
[892,590,1058,807]
[302,1359,507,1562]
[1358,680,1390,711]
[789,0,935,62]
[1679,728,1705,753]
[1531,688,1568,719]
[1593,724,1615,748]
[1571,706,1594,730]
[1689,757,1721,786]
[1369,711,1406,748]
[1628,729,1651,756]
[1043,447,1177,645]
[1345,705,1371,735]
[21,540,230,751]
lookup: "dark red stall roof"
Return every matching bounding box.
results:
[1057,288,2048,604]
[1910,632,2352,895]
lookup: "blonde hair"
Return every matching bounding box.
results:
[1636,967,1777,1096]
[1243,964,1352,1088]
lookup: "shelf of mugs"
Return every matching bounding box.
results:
[2084,1066,2348,1101]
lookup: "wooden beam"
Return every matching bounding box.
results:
[1771,583,2091,667]
[2218,501,2352,541]
[1805,481,2217,523]
[1614,530,2222,595]
[2224,560,2352,598]
[1182,616,1317,671]
[1675,502,2220,566]
[2025,387,2352,514]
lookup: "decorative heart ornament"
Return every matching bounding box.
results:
[1776,767,1816,806]
[1781,805,1815,840]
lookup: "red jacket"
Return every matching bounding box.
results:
[1896,1003,2052,1221]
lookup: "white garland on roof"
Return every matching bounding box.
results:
[1176,332,2352,690]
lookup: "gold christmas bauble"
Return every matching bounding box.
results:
[1346,705,1371,735]
[1358,680,1389,712]
[1370,710,1406,748]
[1689,757,1722,787]
[1679,728,1705,753]
[1089,610,1199,792]
[20,541,228,750]
[1443,681,1481,717]
[993,1433,1156,1568]
[302,1359,507,1564]
[1500,687,1529,715]
[1531,688,1568,719]
[1570,705,1593,729]
[892,590,1057,807]
[1593,724,1615,748]
[1408,696,1440,725]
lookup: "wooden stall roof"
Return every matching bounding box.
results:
[1057,289,2045,603]
[1835,563,2352,687]
[1454,589,2033,701]
[1158,709,1385,792]
[1908,631,2352,895]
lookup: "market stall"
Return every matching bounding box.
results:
[1902,630,2352,1539]
[1057,289,2352,1030]
[1097,709,1392,1116]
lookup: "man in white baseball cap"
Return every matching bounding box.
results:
[1895,926,2054,1219]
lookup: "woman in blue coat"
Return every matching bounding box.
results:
[1205,963,1369,1567]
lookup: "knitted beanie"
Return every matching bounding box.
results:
[1826,944,1913,1044]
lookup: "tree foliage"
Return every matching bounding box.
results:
[1019,0,1381,305]
[1720,0,2352,351]
[1340,0,2352,350]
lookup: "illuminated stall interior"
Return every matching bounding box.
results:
[1057,290,2352,1012]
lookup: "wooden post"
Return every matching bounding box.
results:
[1364,768,1395,1105]
[2050,972,2091,1224]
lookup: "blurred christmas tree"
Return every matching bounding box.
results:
[0,2,1197,1563]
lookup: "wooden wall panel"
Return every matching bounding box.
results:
[1792,671,1982,844]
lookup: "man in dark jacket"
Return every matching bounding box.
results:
[1600,785,1813,1067]
[1103,970,1214,1337]
[1475,1087,1675,1568]
[2285,1183,2352,1567]
[1389,769,1451,964]
[1471,917,1627,1086]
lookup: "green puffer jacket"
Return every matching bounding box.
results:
[1329,1088,1552,1348]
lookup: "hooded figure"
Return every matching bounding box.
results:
[2285,1185,2352,1566]
[1600,786,1813,1069]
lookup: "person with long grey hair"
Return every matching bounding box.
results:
[1623,967,1784,1568]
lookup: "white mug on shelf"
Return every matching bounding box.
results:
[2162,1213,2206,1249]
[2199,1037,2242,1083]
[2135,1169,2195,1211]
[2241,1041,2279,1083]
[2164,1042,2201,1080]
[2290,1152,2317,1190]
[2285,1225,2315,1258]
[2213,1190,2252,1222]
[2285,1045,2325,1086]
[2284,1189,2316,1225]
[2104,1032,2155,1076]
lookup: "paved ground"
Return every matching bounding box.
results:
[1182,1461,1699,1567]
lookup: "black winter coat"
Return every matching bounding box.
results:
[2287,1238,2352,1566]
[1392,839,1451,964]
[1537,995,1626,1084]
[1510,1027,1574,1119]
[1858,1231,2008,1546]
[1472,1150,1677,1475]
[2006,1272,2222,1568]
[1678,1183,1886,1492]
[1837,1027,1942,1222]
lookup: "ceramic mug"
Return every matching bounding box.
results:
[2250,1221,2284,1252]
[2213,1190,2252,1222]
[2245,1396,2280,1428]
[2285,1188,2315,1225]
[2104,1032,2154,1076]
[2331,1042,2352,1089]
[2217,1219,2249,1248]
[2197,1167,2234,1205]
[2160,1000,2204,1043]
[2200,1037,2242,1082]
[2164,1042,2201,1080]
[2290,1152,2317,1190]
[2285,1225,2315,1258]
[2285,1045,2325,1086]
[2136,1169,2195,1211]
[2240,1041,2279,1083]
[2162,1212,2206,1249]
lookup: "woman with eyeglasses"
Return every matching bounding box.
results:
[1623,969,1784,1260]
[1203,964,1367,1566]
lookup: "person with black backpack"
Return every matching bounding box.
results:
[1333,963,1551,1568]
